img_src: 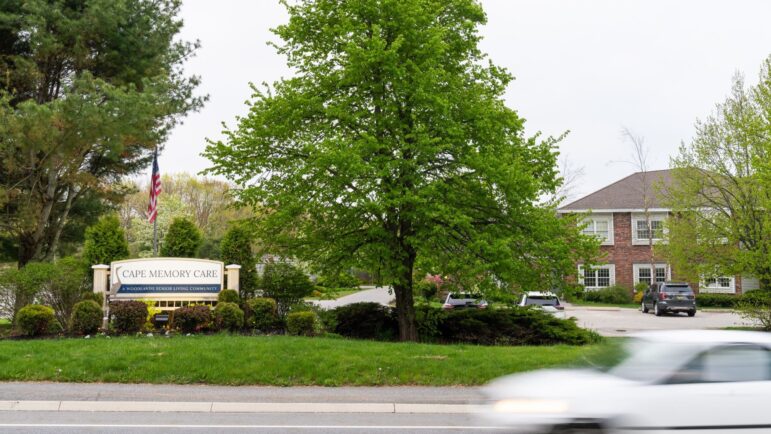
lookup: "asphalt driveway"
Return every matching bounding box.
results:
[566,305,756,336]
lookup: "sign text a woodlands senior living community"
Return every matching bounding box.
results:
[110,258,224,295]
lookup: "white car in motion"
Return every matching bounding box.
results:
[483,330,771,433]
[519,291,566,319]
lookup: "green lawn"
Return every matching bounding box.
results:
[0,335,606,386]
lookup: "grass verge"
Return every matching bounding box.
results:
[0,334,604,386]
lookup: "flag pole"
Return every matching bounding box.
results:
[153,215,158,257]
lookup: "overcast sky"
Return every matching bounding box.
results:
[162,0,771,202]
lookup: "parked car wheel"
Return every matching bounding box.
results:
[549,424,606,434]
[688,310,696,317]
[654,302,662,316]
[641,301,649,313]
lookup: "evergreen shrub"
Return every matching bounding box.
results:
[16,304,57,337]
[69,300,103,335]
[213,302,244,332]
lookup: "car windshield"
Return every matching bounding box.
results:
[607,338,701,382]
[664,285,693,294]
[525,296,559,306]
[450,293,479,300]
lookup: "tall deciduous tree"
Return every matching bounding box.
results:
[662,57,771,290]
[205,0,597,340]
[0,0,203,267]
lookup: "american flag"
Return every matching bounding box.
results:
[147,151,162,223]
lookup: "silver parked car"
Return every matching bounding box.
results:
[442,292,488,310]
[519,291,566,319]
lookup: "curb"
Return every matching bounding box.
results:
[0,400,485,414]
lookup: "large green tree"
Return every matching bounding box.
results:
[0,0,203,266]
[662,56,771,290]
[205,0,596,340]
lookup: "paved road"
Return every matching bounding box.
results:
[313,286,393,309]
[566,305,755,336]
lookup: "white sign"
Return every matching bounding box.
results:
[110,258,224,295]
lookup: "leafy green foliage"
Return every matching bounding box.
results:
[661,57,771,289]
[332,303,398,341]
[582,286,633,304]
[16,304,58,337]
[69,301,103,335]
[110,301,148,334]
[213,302,244,332]
[0,0,202,266]
[81,292,105,307]
[246,298,279,331]
[204,0,598,340]
[160,218,202,258]
[737,290,771,330]
[83,215,129,266]
[259,262,314,316]
[220,225,258,297]
[172,306,211,333]
[36,257,90,326]
[286,311,317,336]
[0,257,87,325]
[217,289,240,304]
[0,262,55,321]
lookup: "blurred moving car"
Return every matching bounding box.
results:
[519,291,566,319]
[442,293,488,310]
[482,330,771,433]
[642,282,696,317]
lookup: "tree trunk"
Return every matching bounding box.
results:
[393,245,418,342]
[393,281,417,341]
[18,233,37,268]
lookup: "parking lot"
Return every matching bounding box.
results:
[567,305,756,336]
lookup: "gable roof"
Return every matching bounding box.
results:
[558,169,674,213]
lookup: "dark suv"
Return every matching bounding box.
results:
[642,282,696,317]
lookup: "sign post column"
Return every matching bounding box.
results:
[225,264,241,293]
[91,264,110,329]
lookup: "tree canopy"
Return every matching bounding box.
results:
[0,0,203,266]
[662,56,771,290]
[205,0,597,340]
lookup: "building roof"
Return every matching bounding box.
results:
[558,169,674,213]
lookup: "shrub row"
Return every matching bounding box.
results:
[581,285,633,304]
[328,302,600,346]
[13,299,600,346]
[695,293,741,307]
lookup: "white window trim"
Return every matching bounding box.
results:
[631,213,668,246]
[581,214,614,246]
[578,264,616,290]
[700,276,736,294]
[633,263,671,285]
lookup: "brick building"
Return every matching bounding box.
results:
[558,169,756,294]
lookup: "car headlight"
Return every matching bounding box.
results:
[493,399,569,414]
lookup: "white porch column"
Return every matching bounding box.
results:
[225,264,241,292]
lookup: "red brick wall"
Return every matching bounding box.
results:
[577,211,742,294]
[600,212,659,290]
